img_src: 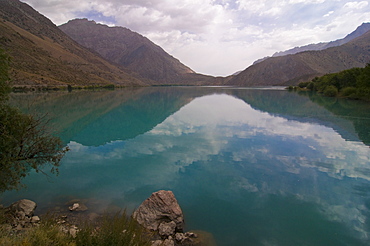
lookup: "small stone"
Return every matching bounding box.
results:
[175,232,195,244]
[175,233,186,242]
[69,225,78,238]
[69,203,80,211]
[31,216,40,223]
[158,221,177,237]
[59,225,69,234]
[185,232,198,238]
[69,203,88,212]
[151,240,163,246]
[162,239,175,246]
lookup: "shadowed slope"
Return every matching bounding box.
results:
[0,0,145,86]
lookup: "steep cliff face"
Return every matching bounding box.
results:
[228,30,370,86]
[0,0,145,86]
[59,19,197,85]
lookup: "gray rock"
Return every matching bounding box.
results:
[6,199,37,229]
[69,202,88,212]
[69,225,79,238]
[175,232,197,244]
[151,238,176,246]
[175,233,186,242]
[133,190,184,232]
[151,240,163,246]
[69,203,80,211]
[185,232,198,238]
[7,199,37,218]
[158,221,177,237]
[162,238,175,246]
[31,216,40,223]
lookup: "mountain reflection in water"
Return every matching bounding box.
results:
[4,87,370,246]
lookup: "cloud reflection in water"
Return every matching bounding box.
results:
[63,93,370,241]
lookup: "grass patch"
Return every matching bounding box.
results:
[0,210,151,246]
[76,211,152,246]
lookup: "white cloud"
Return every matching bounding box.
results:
[324,10,334,17]
[22,0,370,76]
[344,1,369,9]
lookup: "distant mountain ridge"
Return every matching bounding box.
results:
[59,19,220,85]
[1,0,369,88]
[0,0,145,86]
[254,23,370,65]
[228,29,370,86]
[273,22,370,57]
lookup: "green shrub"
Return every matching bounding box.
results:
[102,84,115,89]
[340,87,357,98]
[298,81,309,88]
[323,85,338,97]
[307,82,315,91]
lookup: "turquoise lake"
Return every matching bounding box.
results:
[2,86,370,245]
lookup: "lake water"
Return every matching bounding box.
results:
[2,86,370,245]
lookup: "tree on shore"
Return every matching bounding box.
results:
[297,65,370,101]
[0,48,68,192]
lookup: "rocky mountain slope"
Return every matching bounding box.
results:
[273,23,370,57]
[253,23,370,65]
[228,29,370,86]
[59,19,221,85]
[0,0,145,87]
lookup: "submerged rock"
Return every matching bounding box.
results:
[68,202,88,212]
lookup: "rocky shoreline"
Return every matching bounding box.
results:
[1,190,214,246]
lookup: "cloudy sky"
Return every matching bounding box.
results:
[22,0,370,76]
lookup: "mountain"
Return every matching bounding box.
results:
[274,23,370,57]
[228,30,370,86]
[59,19,221,85]
[253,23,370,65]
[0,0,145,87]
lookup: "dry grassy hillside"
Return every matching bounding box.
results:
[228,30,370,86]
[0,0,145,87]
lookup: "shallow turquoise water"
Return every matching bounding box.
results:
[3,87,370,245]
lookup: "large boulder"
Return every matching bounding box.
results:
[5,199,39,229]
[133,190,204,245]
[133,190,184,232]
[7,199,37,219]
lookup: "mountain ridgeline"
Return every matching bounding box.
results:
[272,23,370,57]
[228,28,370,86]
[59,19,222,85]
[0,0,146,87]
[254,22,370,64]
[59,19,193,84]
[0,0,370,87]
